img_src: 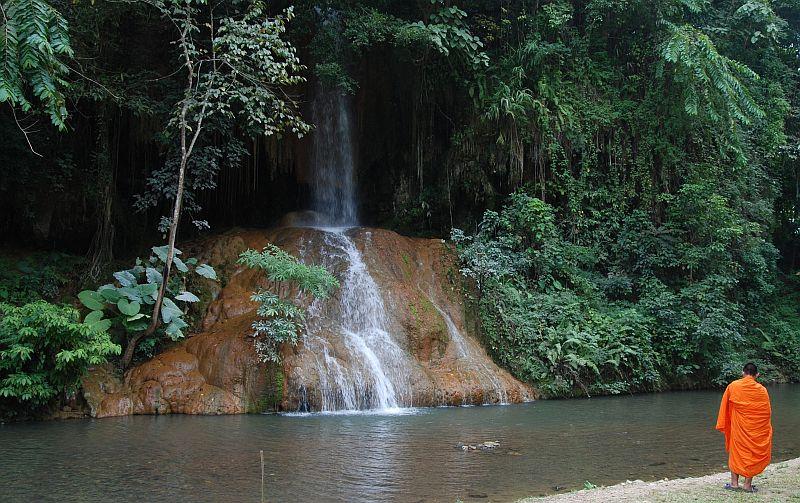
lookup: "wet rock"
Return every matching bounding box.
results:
[84,226,535,416]
[83,315,265,418]
[81,364,123,416]
[458,441,501,451]
[282,227,535,409]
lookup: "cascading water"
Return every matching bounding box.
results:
[301,231,414,411]
[83,84,532,416]
[309,85,358,226]
[431,302,508,405]
[297,85,414,411]
[276,78,530,413]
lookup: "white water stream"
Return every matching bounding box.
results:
[309,85,358,225]
[301,230,413,411]
[298,88,414,411]
[431,302,508,405]
[293,85,508,412]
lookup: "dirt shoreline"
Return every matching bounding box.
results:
[518,457,800,502]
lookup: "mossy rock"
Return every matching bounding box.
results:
[404,295,449,361]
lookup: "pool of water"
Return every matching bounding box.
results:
[2,385,798,502]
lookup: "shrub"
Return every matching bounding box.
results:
[77,245,216,367]
[454,190,800,396]
[0,301,120,417]
[0,252,86,305]
[238,245,338,362]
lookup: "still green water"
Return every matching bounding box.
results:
[1,385,798,502]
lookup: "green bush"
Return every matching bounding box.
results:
[77,245,216,365]
[477,282,662,397]
[0,252,86,305]
[238,245,338,362]
[454,191,800,397]
[0,301,120,417]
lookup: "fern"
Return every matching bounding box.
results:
[660,22,764,124]
[0,0,73,129]
[238,246,338,362]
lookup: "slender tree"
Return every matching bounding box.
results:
[119,0,309,368]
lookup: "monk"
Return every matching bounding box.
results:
[715,362,772,493]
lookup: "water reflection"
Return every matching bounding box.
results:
[1,385,798,502]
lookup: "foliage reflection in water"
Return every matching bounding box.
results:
[2,385,799,502]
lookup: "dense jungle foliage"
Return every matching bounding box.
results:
[2,0,800,407]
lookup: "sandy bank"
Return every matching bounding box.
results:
[518,457,800,502]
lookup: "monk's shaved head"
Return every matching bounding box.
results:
[743,362,758,376]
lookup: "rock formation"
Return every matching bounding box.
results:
[83,226,534,417]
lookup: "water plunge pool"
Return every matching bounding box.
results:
[2,385,798,502]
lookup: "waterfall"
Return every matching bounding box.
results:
[281,84,524,413]
[294,85,413,412]
[309,85,358,226]
[301,231,413,411]
[431,302,508,405]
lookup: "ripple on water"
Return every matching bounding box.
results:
[1,385,798,503]
[280,407,427,418]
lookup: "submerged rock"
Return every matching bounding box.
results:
[84,226,535,417]
[458,441,501,451]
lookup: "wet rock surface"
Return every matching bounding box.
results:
[84,226,534,417]
[458,441,501,451]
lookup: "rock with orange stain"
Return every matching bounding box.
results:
[83,226,535,417]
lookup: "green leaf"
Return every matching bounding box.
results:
[117,299,141,317]
[113,270,137,287]
[152,245,169,262]
[118,287,143,303]
[123,318,149,331]
[93,319,113,332]
[166,317,188,335]
[84,310,104,325]
[152,245,182,263]
[173,256,189,273]
[99,287,122,303]
[78,291,105,311]
[160,298,183,324]
[145,267,163,285]
[195,264,217,280]
[137,283,159,298]
[175,291,200,303]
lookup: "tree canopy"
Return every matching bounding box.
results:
[2,0,800,397]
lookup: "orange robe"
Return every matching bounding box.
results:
[715,375,772,477]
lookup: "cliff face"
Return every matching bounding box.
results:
[83,227,534,418]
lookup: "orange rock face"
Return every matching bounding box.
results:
[83,227,534,417]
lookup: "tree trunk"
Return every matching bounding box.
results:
[125,131,190,369]
[122,12,208,369]
[120,329,150,369]
[88,183,115,279]
[88,107,120,278]
[120,148,186,369]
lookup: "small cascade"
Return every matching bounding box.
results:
[431,302,508,405]
[276,79,529,412]
[300,230,413,411]
[296,81,417,411]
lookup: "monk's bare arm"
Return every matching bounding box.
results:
[716,385,731,432]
